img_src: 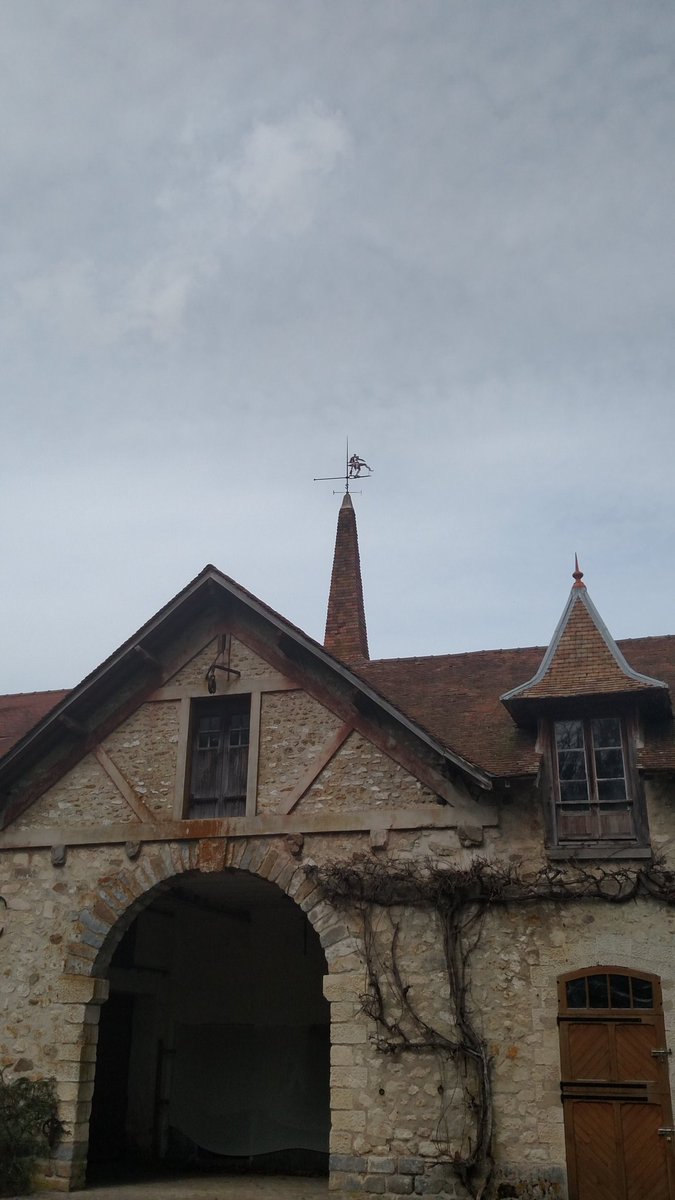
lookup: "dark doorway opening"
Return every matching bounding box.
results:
[88,868,330,1185]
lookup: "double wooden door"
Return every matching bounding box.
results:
[559,968,675,1200]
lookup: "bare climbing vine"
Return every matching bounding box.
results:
[306,856,675,1200]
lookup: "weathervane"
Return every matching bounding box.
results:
[314,440,373,495]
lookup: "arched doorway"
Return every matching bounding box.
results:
[558,966,675,1200]
[87,868,330,1184]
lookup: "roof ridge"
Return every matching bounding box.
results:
[0,689,69,700]
[366,645,548,666]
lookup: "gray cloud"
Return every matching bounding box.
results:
[1,0,674,691]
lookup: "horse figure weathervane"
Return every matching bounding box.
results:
[314,442,373,495]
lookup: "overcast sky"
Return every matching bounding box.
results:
[2,1,675,693]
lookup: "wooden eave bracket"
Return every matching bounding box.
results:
[133,644,162,670]
[57,714,87,737]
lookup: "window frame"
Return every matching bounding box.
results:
[558,965,660,1016]
[184,694,255,820]
[543,712,651,857]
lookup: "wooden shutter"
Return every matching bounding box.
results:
[188,700,250,818]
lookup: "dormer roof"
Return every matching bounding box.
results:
[501,561,671,724]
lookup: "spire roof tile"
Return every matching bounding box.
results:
[324,493,369,663]
[501,566,669,720]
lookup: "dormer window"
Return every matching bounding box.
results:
[501,561,669,857]
[553,717,634,842]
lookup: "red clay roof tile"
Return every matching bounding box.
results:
[0,691,69,757]
[502,584,667,707]
[358,636,675,777]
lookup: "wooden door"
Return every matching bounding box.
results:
[559,968,675,1200]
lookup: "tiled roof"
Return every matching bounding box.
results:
[502,583,667,707]
[359,635,675,777]
[0,691,69,758]
[324,494,369,663]
[359,647,545,777]
[2,640,675,781]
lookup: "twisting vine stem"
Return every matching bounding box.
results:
[307,856,675,1200]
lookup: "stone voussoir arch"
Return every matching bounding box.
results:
[50,835,356,1192]
[63,835,354,981]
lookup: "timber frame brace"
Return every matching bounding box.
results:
[306,855,675,1200]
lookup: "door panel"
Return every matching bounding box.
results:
[559,968,674,1200]
[566,1023,612,1080]
[621,1104,671,1200]
[615,1023,660,1082]
[568,1101,621,1200]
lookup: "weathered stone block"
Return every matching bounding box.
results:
[238,841,268,875]
[364,1176,386,1194]
[332,1087,355,1109]
[55,975,109,1005]
[331,1065,368,1089]
[332,1108,367,1131]
[398,1158,426,1175]
[330,1043,356,1065]
[331,1171,365,1193]
[324,972,364,1002]
[413,1176,445,1195]
[330,1154,367,1172]
[79,926,106,951]
[274,860,297,893]
[325,936,362,964]
[258,847,280,879]
[322,923,350,948]
[332,1021,368,1044]
[330,1129,358,1155]
[368,1156,396,1173]
[197,838,226,873]
[387,1175,415,1195]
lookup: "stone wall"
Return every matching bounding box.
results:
[1,826,675,1196]
[7,647,449,833]
[325,890,675,1199]
[257,690,344,812]
[1,624,674,1197]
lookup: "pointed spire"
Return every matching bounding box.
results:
[572,553,585,589]
[324,492,369,663]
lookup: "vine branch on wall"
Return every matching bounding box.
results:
[307,856,675,1199]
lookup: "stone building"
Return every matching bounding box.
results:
[0,496,674,1199]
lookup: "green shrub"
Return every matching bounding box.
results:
[0,1070,64,1196]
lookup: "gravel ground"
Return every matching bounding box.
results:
[29,1177,329,1200]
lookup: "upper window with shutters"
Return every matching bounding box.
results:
[187,697,250,818]
[551,716,644,847]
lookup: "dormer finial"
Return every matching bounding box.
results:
[572,554,585,589]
